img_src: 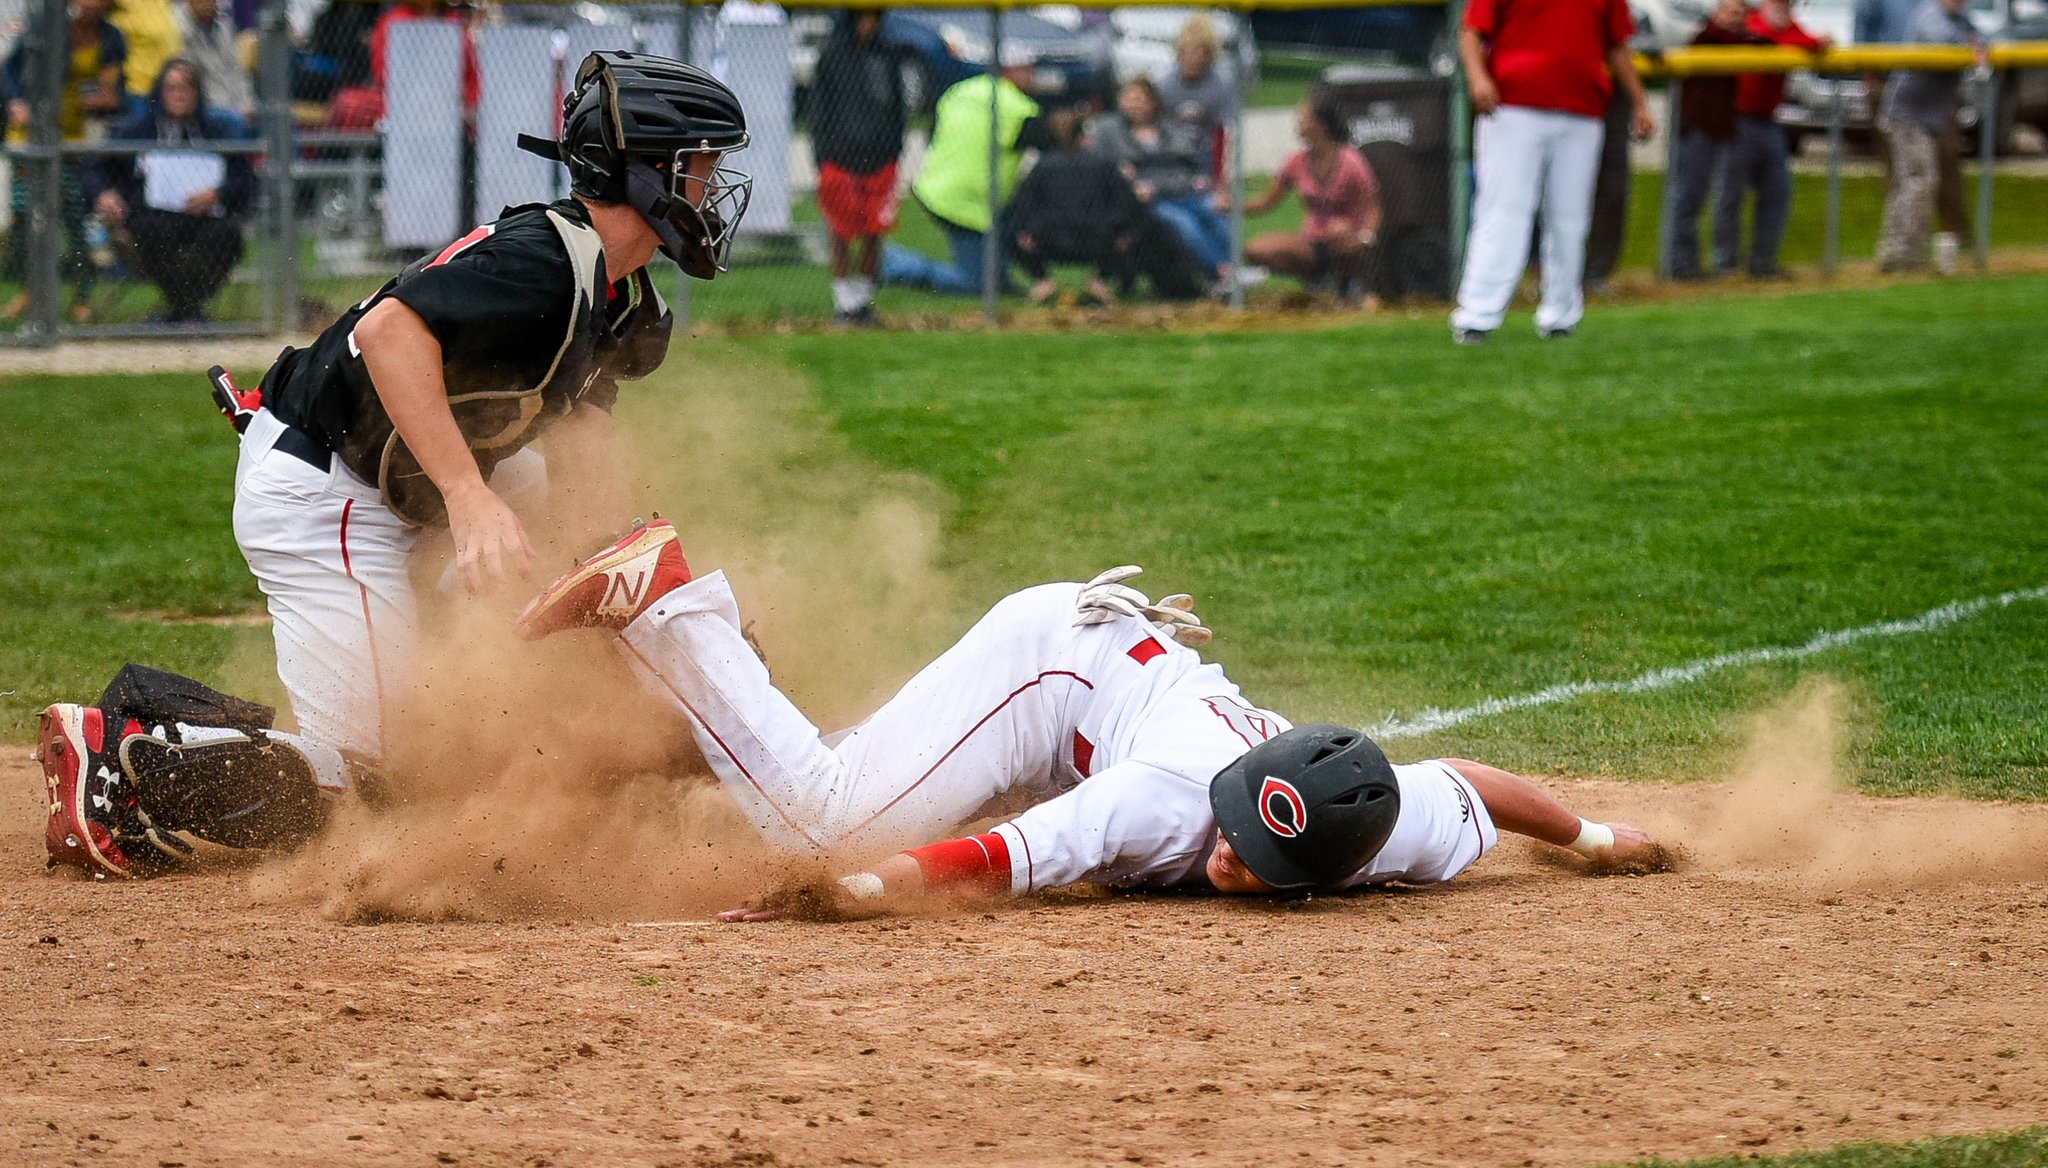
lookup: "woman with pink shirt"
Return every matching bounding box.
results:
[1244,97,1383,303]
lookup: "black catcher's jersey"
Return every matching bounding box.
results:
[259,198,672,526]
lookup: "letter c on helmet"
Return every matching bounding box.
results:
[1259,776,1308,838]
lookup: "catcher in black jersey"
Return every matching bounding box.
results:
[34,52,752,880]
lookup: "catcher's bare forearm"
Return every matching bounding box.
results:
[355,300,486,504]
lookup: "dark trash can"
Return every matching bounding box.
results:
[1314,67,1454,301]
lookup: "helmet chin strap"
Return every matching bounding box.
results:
[624,160,718,279]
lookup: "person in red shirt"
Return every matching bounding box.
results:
[1716,0,1831,277]
[323,0,481,128]
[1668,0,1770,279]
[1450,0,1653,342]
[1243,97,1383,303]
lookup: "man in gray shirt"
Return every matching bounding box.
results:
[174,0,254,121]
[1876,0,1984,271]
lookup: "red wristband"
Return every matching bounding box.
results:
[904,832,1013,894]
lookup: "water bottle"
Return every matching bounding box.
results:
[85,214,113,271]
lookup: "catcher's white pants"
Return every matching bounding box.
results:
[618,571,1090,860]
[1452,105,1606,334]
[233,409,419,763]
[232,410,548,764]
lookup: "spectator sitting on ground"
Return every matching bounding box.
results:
[91,57,255,323]
[1154,14,1236,184]
[2,0,130,324]
[880,48,1057,297]
[1668,0,1768,280]
[1720,0,1828,278]
[1090,75,1233,291]
[1004,110,1141,306]
[1242,97,1382,304]
[173,0,252,120]
[809,6,908,328]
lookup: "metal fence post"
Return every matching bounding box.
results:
[1657,76,1681,281]
[676,0,694,330]
[982,5,1003,326]
[1823,77,1843,277]
[260,0,297,334]
[1228,55,1246,311]
[1975,67,1996,270]
[27,0,67,343]
[1448,0,1470,282]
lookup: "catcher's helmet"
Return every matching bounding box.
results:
[1209,725,1401,892]
[518,51,752,279]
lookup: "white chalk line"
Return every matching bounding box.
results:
[1366,583,2048,741]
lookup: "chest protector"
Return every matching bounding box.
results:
[335,207,672,527]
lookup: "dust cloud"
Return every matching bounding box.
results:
[1673,678,2048,890]
[251,351,958,922]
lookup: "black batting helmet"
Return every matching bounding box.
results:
[1209,725,1400,892]
[518,51,752,279]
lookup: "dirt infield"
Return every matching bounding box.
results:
[5,741,2046,1168]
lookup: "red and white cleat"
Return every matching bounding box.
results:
[515,518,693,641]
[38,703,138,879]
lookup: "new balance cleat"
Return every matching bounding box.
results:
[515,518,693,640]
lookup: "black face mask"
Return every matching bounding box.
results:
[622,153,752,279]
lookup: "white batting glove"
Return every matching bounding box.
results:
[1073,566,1214,647]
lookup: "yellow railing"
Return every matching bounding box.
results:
[768,0,1438,7]
[1640,42,2048,77]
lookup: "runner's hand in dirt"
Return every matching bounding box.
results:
[1584,822,1682,876]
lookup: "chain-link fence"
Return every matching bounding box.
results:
[3,0,2046,343]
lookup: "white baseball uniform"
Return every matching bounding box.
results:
[1450,0,1636,336]
[616,572,1497,893]
[1451,105,1606,335]
[232,408,546,764]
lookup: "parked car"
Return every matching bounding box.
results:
[1246,6,1449,71]
[1777,0,2048,152]
[1628,0,1712,50]
[792,6,1115,115]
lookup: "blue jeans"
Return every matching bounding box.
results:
[1150,194,1231,277]
[1715,115,1793,275]
[881,216,1006,296]
[1667,127,1728,278]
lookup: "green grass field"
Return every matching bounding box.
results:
[4,273,2044,807]
[1623,1125,2048,1168]
[1,268,2044,1167]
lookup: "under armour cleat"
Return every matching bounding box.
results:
[38,703,140,879]
[515,518,693,640]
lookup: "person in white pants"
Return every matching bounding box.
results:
[514,520,1671,918]
[1450,0,1653,343]
[34,54,753,882]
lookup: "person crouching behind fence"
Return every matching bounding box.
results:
[1242,97,1382,304]
[880,48,1056,296]
[90,58,255,324]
